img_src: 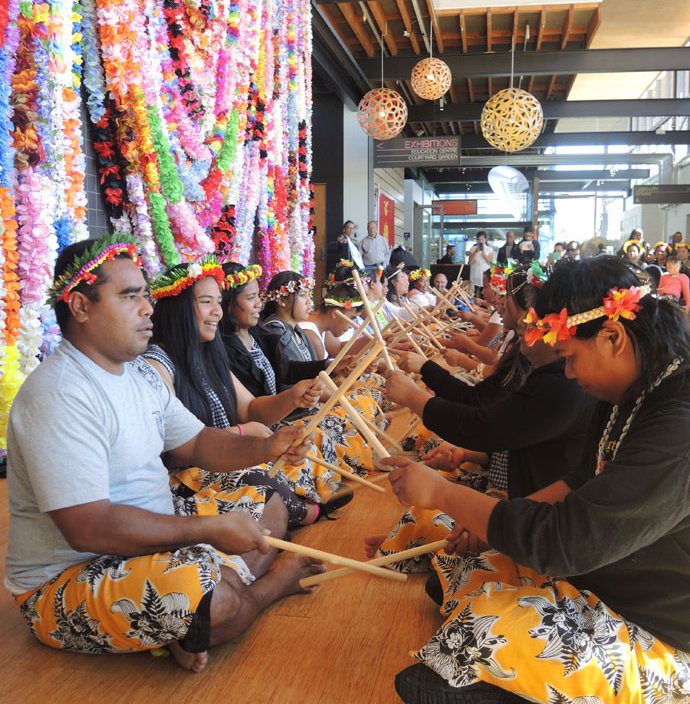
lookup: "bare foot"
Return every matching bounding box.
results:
[168,641,209,673]
[265,553,326,596]
[364,534,386,559]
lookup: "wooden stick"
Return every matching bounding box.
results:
[358,413,404,452]
[419,321,445,351]
[269,342,384,477]
[334,309,373,338]
[389,312,426,357]
[352,270,394,371]
[305,453,385,493]
[318,371,391,460]
[399,416,421,442]
[455,264,465,283]
[324,300,384,375]
[300,539,449,587]
[265,536,407,582]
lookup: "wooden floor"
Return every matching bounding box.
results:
[0,464,442,704]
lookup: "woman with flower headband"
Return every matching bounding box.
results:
[385,255,690,703]
[258,269,388,476]
[144,258,339,528]
[372,269,593,565]
[407,268,437,309]
[645,241,669,287]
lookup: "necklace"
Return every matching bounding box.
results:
[596,358,681,474]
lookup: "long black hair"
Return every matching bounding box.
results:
[493,269,537,390]
[151,269,237,425]
[261,271,305,320]
[536,256,690,390]
[220,262,256,335]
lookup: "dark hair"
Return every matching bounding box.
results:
[261,270,304,320]
[536,256,690,389]
[342,220,355,231]
[476,230,487,240]
[151,269,237,425]
[666,254,680,265]
[319,282,360,312]
[54,239,135,334]
[220,262,257,335]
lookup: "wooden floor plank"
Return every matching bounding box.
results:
[0,452,442,704]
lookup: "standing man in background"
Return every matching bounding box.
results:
[468,231,494,297]
[359,219,391,266]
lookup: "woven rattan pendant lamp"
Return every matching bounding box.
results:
[358,33,407,140]
[480,34,543,152]
[410,18,451,101]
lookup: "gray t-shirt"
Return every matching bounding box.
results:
[5,340,204,593]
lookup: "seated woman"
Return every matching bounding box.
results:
[144,258,346,527]
[657,254,690,308]
[386,256,690,703]
[223,265,387,476]
[407,269,436,308]
[373,269,596,568]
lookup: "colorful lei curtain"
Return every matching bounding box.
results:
[0,0,315,450]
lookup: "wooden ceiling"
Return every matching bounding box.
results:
[314,1,601,139]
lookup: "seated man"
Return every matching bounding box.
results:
[5,235,323,673]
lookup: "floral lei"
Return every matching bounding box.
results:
[46,235,142,307]
[264,276,314,302]
[150,255,225,300]
[323,295,363,310]
[409,268,431,282]
[225,264,262,290]
[523,284,651,347]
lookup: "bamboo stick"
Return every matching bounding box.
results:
[269,342,384,477]
[265,537,407,582]
[305,453,385,493]
[334,309,373,338]
[318,371,391,460]
[352,270,394,371]
[358,413,404,452]
[324,300,384,375]
[389,312,426,357]
[300,539,449,587]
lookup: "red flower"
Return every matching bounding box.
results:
[603,287,641,322]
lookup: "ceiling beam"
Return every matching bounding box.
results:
[360,47,690,81]
[455,130,690,149]
[434,181,632,195]
[407,98,690,122]
[427,169,651,184]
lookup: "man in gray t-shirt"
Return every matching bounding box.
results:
[5,236,323,672]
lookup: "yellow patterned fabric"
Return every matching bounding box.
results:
[14,486,257,655]
[412,550,690,702]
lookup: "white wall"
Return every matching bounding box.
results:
[342,107,371,239]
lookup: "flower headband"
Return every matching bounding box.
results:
[323,296,364,310]
[488,262,514,295]
[622,239,641,253]
[264,276,315,302]
[47,234,142,307]
[326,259,370,288]
[523,284,652,347]
[409,268,431,281]
[654,242,671,252]
[226,264,262,290]
[150,255,225,300]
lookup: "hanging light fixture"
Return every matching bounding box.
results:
[480,35,543,152]
[358,33,407,140]
[410,17,451,101]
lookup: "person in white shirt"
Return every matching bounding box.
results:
[359,220,391,267]
[468,231,494,296]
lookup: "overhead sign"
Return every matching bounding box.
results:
[432,200,478,216]
[633,184,690,204]
[374,137,460,168]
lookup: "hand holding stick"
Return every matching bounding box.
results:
[265,537,407,583]
[299,539,449,587]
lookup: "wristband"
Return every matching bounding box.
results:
[237,424,244,437]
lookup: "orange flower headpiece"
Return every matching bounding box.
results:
[225,264,262,290]
[150,255,225,300]
[47,234,142,307]
[523,284,652,347]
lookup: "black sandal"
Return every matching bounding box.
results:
[317,486,354,521]
[395,664,525,704]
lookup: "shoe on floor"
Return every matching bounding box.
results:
[425,572,444,605]
[318,486,354,520]
[395,664,525,704]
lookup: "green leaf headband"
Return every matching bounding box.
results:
[46,233,142,307]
